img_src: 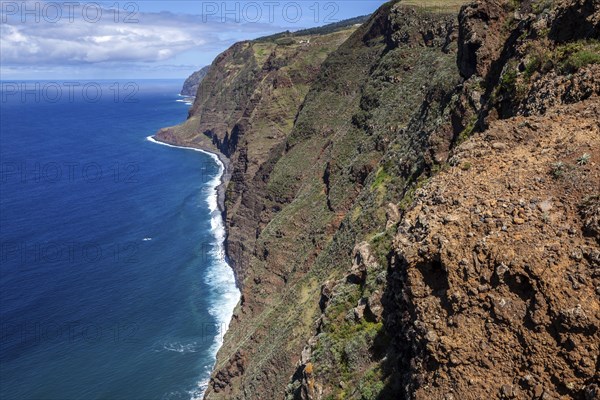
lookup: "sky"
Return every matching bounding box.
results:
[0,0,387,79]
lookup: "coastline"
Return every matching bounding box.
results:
[146,135,231,215]
[176,94,195,106]
[146,135,240,399]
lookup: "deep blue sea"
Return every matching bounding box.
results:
[0,80,239,400]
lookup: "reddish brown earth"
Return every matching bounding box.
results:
[392,97,600,399]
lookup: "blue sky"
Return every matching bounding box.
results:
[1,1,387,79]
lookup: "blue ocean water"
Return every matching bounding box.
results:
[0,80,239,400]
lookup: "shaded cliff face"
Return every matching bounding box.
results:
[158,0,599,398]
[180,66,211,97]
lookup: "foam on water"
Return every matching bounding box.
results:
[153,341,202,354]
[0,82,228,400]
[147,136,240,399]
[176,95,195,106]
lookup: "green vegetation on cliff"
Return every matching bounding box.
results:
[157,0,600,398]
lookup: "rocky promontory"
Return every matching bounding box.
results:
[180,66,211,97]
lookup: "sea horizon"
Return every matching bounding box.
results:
[0,79,239,399]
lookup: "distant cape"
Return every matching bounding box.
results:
[180,65,211,96]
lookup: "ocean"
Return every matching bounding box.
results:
[0,80,239,399]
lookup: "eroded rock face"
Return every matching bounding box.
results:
[549,0,600,42]
[347,242,378,285]
[389,98,600,399]
[457,0,509,79]
[521,65,600,115]
[456,0,600,124]
[580,194,600,242]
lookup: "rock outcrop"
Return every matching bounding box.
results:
[388,98,599,399]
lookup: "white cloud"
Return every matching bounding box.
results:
[0,1,279,66]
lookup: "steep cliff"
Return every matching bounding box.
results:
[204,3,464,397]
[155,17,366,282]
[155,0,600,398]
[181,66,211,97]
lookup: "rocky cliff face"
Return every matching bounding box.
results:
[156,0,599,398]
[180,66,211,97]
[155,20,361,287]
[388,97,599,400]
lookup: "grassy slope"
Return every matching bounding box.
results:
[209,1,464,398]
[156,26,356,153]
